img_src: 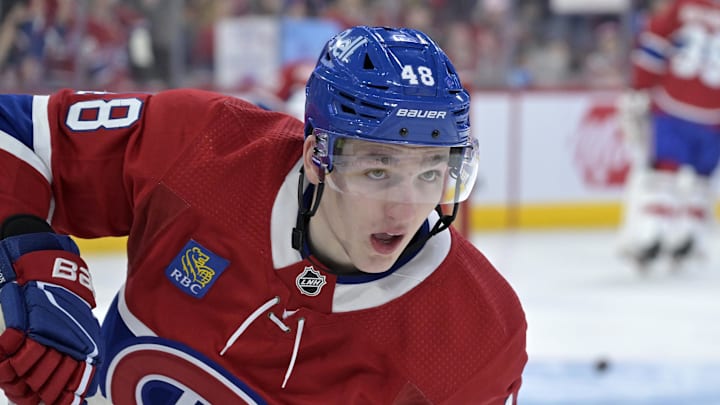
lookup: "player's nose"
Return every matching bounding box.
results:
[382,198,420,223]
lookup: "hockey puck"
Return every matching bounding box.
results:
[594,358,610,373]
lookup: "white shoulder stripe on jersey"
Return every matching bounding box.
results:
[32,95,52,175]
[632,50,666,74]
[0,129,52,183]
[117,284,158,337]
[270,159,304,269]
[31,95,57,223]
[638,32,669,50]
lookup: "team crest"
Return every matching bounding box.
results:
[329,30,367,63]
[165,240,229,298]
[295,266,327,296]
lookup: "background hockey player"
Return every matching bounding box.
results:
[0,26,527,404]
[618,0,720,269]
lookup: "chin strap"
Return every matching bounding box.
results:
[292,167,324,254]
[398,203,459,260]
[430,203,459,236]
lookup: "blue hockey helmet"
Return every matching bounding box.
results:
[304,26,477,204]
[305,25,471,145]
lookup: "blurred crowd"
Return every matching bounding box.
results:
[0,0,664,96]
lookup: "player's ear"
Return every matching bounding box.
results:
[302,135,322,184]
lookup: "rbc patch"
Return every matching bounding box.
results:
[165,240,229,298]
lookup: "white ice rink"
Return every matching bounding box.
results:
[2,228,719,404]
[474,228,720,404]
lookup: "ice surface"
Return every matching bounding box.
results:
[473,228,720,404]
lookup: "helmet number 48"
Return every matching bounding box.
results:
[401,65,435,86]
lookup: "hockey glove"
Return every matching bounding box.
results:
[0,215,101,405]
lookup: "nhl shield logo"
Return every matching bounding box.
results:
[295,266,327,296]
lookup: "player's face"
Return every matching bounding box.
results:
[312,182,437,273]
[304,137,442,273]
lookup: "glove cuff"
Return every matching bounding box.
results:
[14,251,96,308]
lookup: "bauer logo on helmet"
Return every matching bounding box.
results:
[396,109,447,119]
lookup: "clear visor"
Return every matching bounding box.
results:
[312,129,480,204]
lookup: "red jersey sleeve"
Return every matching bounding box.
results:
[0,88,240,237]
[631,0,680,89]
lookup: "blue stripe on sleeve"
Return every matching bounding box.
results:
[0,94,35,150]
[638,45,666,63]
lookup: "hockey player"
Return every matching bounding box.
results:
[0,26,527,404]
[618,0,720,269]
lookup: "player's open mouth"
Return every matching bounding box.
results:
[370,233,404,254]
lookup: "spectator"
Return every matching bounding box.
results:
[0,0,47,89]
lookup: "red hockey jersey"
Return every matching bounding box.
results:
[632,0,720,124]
[0,89,527,404]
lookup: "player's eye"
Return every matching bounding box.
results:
[365,169,387,180]
[419,170,441,182]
